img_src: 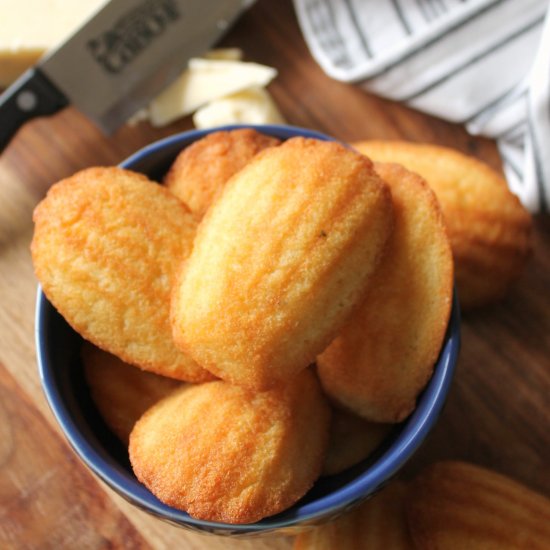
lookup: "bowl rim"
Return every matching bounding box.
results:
[35,124,461,533]
[120,123,345,173]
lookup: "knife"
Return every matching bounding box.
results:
[0,0,253,151]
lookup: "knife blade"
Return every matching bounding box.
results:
[0,0,253,151]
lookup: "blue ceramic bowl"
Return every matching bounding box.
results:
[36,125,460,537]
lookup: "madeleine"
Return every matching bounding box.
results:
[317,163,453,422]
[31,167,212,382]
[171,137,394,390]
[129,370,331,524]
[353,140,532,310]
[408,462,550,549]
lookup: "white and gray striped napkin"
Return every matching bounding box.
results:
[293,0,550,213]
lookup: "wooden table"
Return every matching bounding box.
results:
[1,1,548,548]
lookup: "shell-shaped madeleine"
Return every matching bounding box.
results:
[407,462,550,549]
[31,167,212,382]
[171,137,394,390]
[353,140,533,310]
[317,163,453,423]
[129,369,331,524]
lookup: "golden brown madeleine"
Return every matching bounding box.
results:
[31,167,212,382]
[353,140,533,310]
[407,461,550,549]
[82,342,182,445]
[129,369,331,524]
[318,163,453,423]
[164,128,280,217]
[294,481,413,549]
[322,406,391,476]
[171,137,394,390]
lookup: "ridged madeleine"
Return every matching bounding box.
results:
[407,461,550,549]
[129,369,331,524]
[31,167,212,383]
[317,163,453,423]
[353,140,532,310]
[171,137,394,389]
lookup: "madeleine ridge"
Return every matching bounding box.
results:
[129,369,331,524]
[171,137,394,389]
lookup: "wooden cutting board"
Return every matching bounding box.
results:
[0,1,548,548]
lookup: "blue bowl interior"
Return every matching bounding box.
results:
[36,125,460,535]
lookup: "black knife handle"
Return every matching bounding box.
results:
[0,68,68,152]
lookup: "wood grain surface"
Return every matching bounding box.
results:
[0,1,548,548]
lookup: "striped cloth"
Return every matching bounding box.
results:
[293,0,550,212]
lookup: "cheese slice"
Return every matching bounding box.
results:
[193,86,285,129]
[0,0,107,87]
[149,58,277,127]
